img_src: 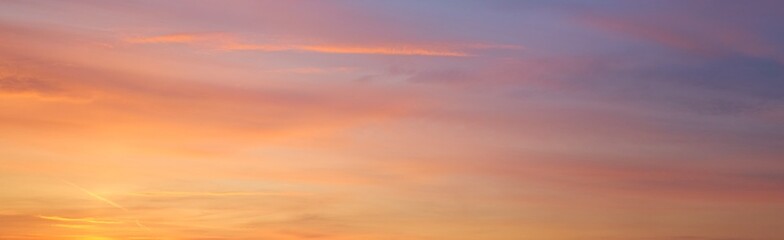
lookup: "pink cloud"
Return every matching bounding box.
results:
[126,33,524,57]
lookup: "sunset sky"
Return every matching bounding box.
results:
[1,1,783,240]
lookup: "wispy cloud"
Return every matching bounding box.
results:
[126,33,208,44]
[135,220,150,231]
[223,42,469,56]
[264,67,356,74]
[38,215,123,224]
[63,180,128,211]
[128,191,306,197]
[52,224,93,229]
[578,14,710,54]
[296,45,467,56]
[2,1,784,239]
[126,33,522,57]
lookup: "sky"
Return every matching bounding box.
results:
[0,1,783,240]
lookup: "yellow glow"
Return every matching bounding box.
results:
[76,237,114,240]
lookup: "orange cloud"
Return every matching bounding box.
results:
[222,43,468,56]
[125,33,524,57]
[265,67,356,74]
[38,215,123,224]
[128,34,204,43]
[297,45,467,56]
[128,191,306,197]
[220,42,294,51]
[64,181,128,211]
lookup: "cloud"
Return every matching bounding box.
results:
[576,8,784,64]
[126,33,210,44]
[2,1,784,239]
[0,75,61,94]
[38,215,123,224]
[296,45,467,56]
[578,14,711,54]
[264,67,356,74]
[64,180,128,211]
[126,33,523,57]
[128,191,305,198]
[222,42,468,56]
[0,36,425,146]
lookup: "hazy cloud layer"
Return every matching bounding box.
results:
[0,1,783,240]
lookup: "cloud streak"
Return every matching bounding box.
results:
[128,191,306,197]
[127,33,523,57]
[38,216,123,224]
[63,180,128,211]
